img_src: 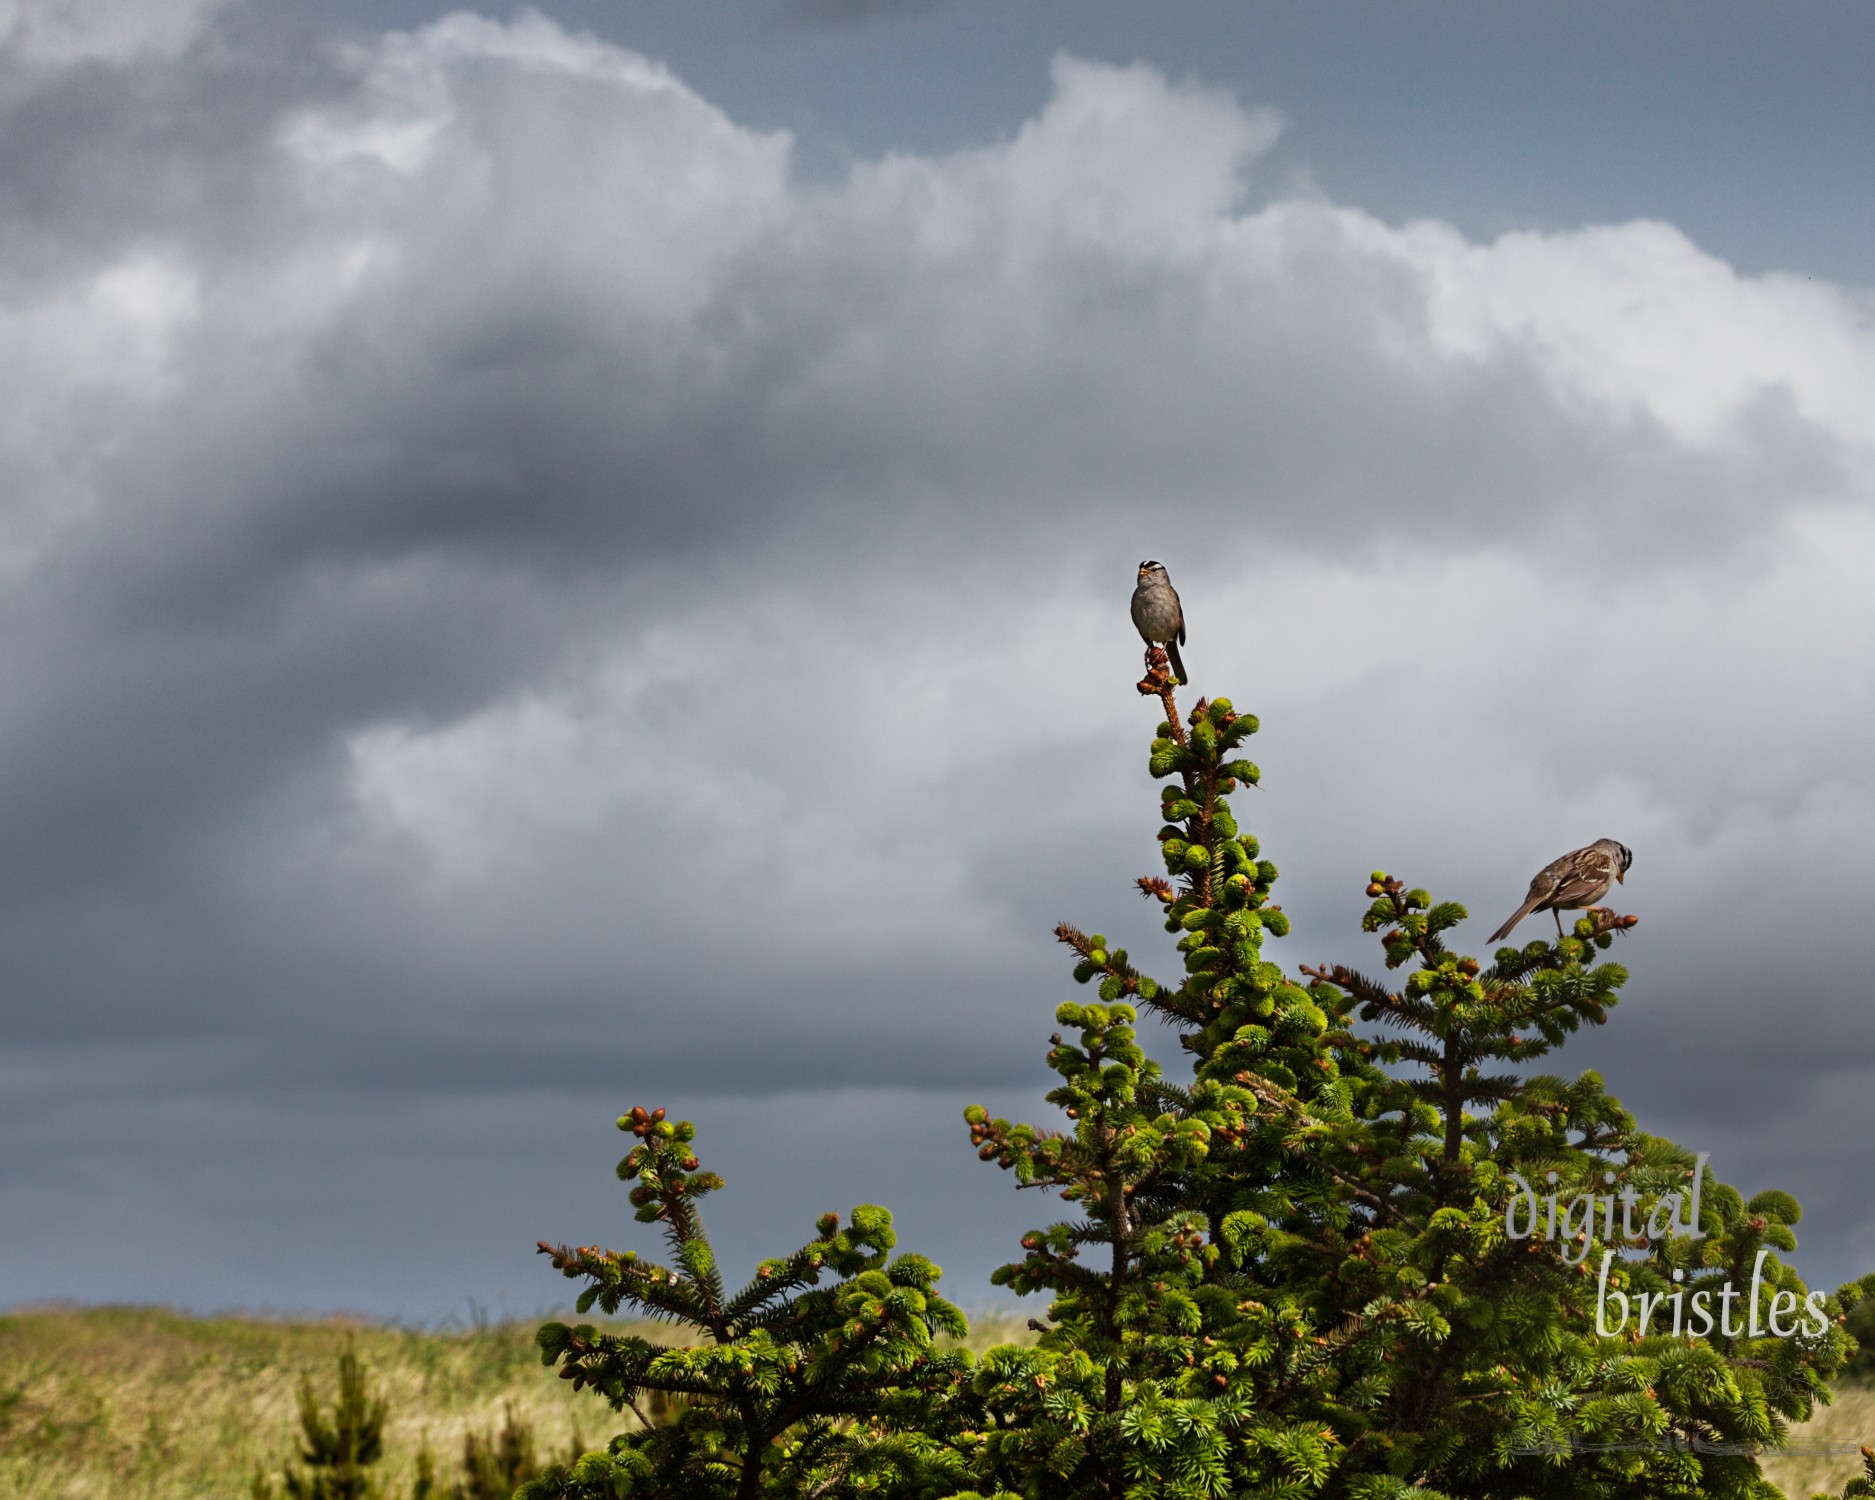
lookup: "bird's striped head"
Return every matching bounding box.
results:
[1596,838,1634,882]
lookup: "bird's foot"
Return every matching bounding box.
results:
[1136,646,1174,697]
[1136,648,1188,744]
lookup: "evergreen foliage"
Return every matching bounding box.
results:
[255,1343,574,1500]
[1836,1448,1875,1499]
[524,1106,975,1499]
[534,647,1868,1500]
[448,1404,583,1500]
[1842,1289,1875,1381]
[254,1342,390,1500]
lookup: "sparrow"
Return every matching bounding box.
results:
[1130,561,1187,683]
[1489,838,1633,943]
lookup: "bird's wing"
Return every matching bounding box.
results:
[1523,861,1566,905]
[1548,848,1616,907]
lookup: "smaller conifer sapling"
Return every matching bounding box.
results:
[253,1342,390,1500]
[525,1106,975,1500]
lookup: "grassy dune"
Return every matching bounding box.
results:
[0,1303,1034,1500]
[1762,1381,1875,1500]
[0,1305,590,1499]
[2,1303,1869,1498]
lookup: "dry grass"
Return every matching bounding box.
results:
[1761,1380,1875,1500]
[0,1303,1035,1500]
[0,1304,590,1499]
[15,1304,1860,1499]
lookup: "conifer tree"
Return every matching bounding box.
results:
[1290,874,1849,1498]
[451,1405,546,1500]
[523,1106,976,1500]
[530,643,1865,1500]
[254,1342,391,1500]
[958,664,1372,1498]
[960,647,1860,1499]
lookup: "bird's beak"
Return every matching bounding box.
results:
[1616,871,1625,884]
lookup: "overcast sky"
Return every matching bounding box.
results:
[2,0,1873,1321]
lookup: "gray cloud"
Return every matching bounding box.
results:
[773,0,956,31]
[0,0,232,67]
[2,12,1873,1313]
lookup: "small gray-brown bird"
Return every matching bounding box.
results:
[1130,561,1187,683]
[1489,838,1633,943]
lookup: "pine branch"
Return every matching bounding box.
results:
[1301,962,1397,1015]
[1229,1073,1428,1235]
[1135,647,1187,750]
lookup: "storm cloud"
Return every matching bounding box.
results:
[1,9,1872,1314]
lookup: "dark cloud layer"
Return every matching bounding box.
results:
[1,10,1872,1314]
[775,0,956,32]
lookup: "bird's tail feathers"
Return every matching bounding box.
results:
[1488,900,1540,945]
[1166,640,1188,685]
